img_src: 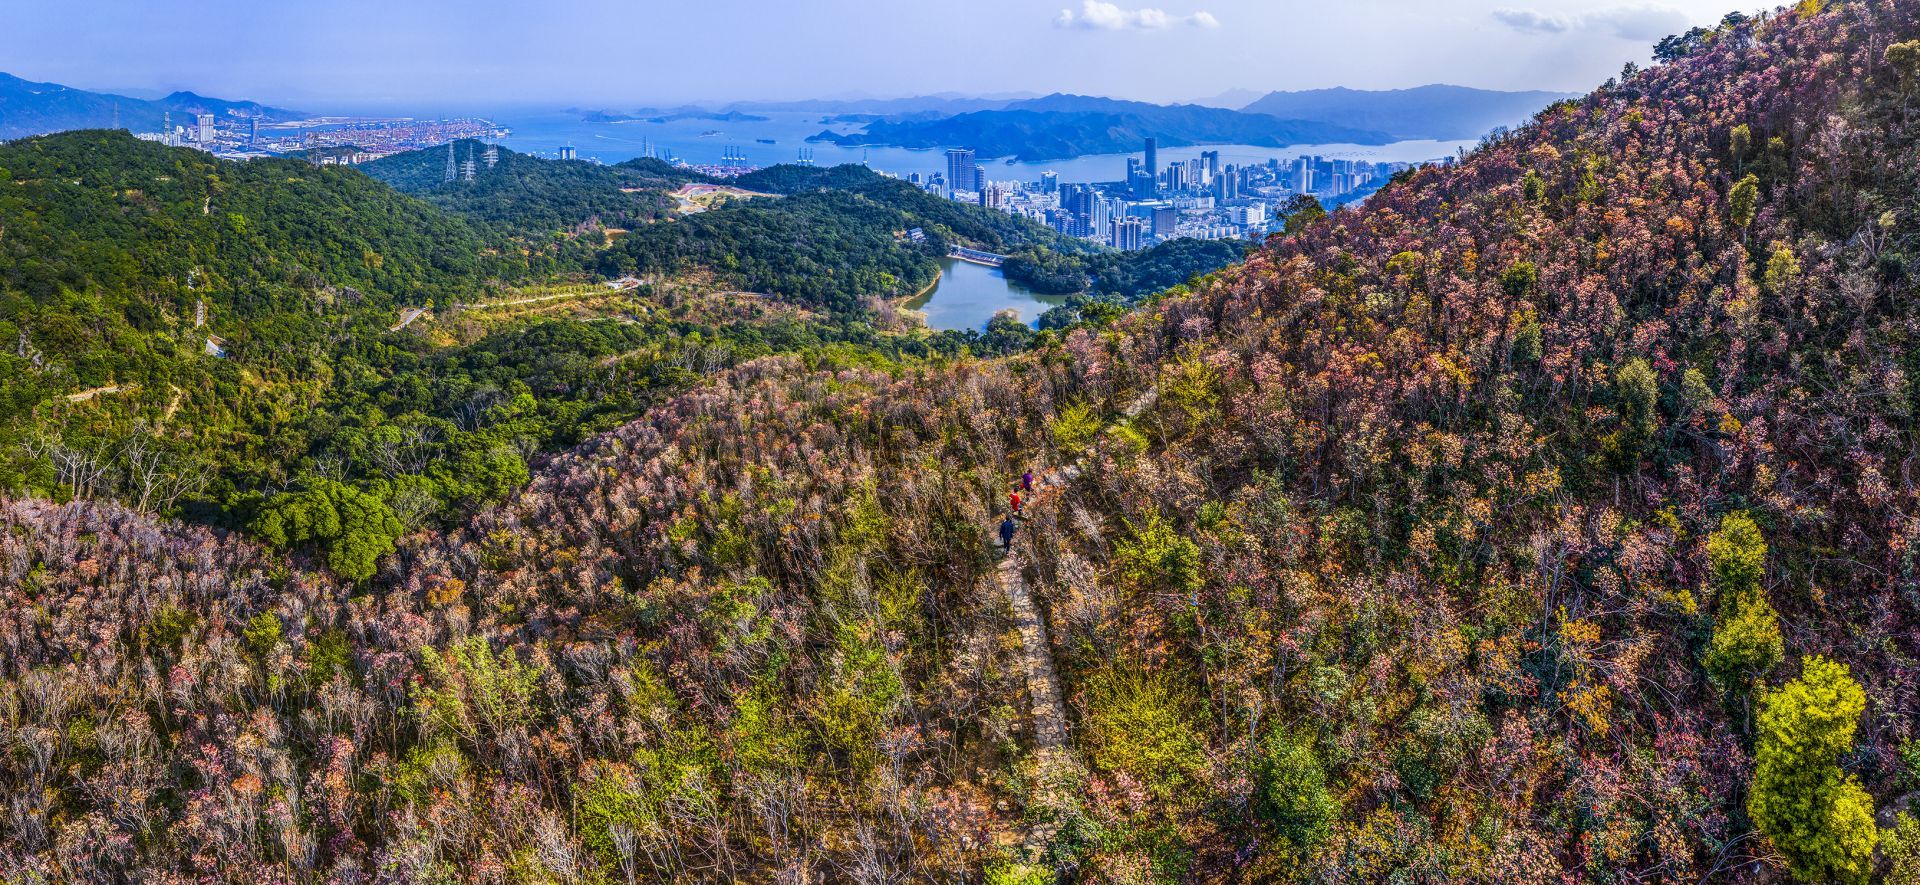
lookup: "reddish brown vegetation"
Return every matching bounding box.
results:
[8,1,1920,880]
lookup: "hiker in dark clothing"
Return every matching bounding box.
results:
[999,516,1018,552]
[1022,470,1034,492]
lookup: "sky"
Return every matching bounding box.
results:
[4,0,1742,110]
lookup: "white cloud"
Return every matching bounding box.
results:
[1055,1,1219,31]
[1492,8,1574,34]
[1493,5,1691,40]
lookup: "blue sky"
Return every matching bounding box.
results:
[5,0,1741,109]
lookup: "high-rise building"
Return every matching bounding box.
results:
[1153,206,1178,240]
[1128,157,1155,198]
[559,144,577,161]
[1112,216,1146,251]
[946,148,978,196]
[1041,171,1058,194]
[1201,150,1220,182]
[196,114,215,145]
[1143,137,1159,195]
[1165,162,1186,193]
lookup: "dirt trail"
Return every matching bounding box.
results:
[998,385,1158,756]
[65,384,130,403]
[999,552,1068,750]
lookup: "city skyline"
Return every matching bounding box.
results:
[2,0,1739,110]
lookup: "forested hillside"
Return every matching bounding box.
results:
[0,130,527,504]
[362,140,701,235]
[603,165,1099,314]
[11,1,1920,882]
[0,133,1006,552]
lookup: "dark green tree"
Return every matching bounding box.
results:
[1601,357,1659,471]
[1253,727,1339,851]
[253,479,403,581]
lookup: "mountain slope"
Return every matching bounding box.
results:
[6,1,1920,882]
[360,139,702,233]
[0,72,302,139]
[1241,83,1573,139]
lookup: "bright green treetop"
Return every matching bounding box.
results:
[1748,656,1876,883]
[253,479,404,582]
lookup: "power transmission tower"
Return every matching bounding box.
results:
[444,141,458,183]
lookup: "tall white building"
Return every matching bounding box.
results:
[196,114,215,145]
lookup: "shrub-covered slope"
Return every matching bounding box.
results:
[10,1,1920,882]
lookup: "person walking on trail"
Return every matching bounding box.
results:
[1009,489,1023,516]
[1022,469,1034,493]
[999,516,1018,552]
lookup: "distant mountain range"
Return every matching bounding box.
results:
[724,95,1031,116]
[808,86,1571,161]
[0,71,302,140]
[577,107,770,124]
[1238,85,1574,140]
[811,94,1393,162]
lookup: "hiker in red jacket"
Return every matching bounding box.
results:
[1009,489,1023,515]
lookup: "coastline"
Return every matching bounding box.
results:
[895,268,942,313]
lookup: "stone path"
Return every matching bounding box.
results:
[997,385,1158,755]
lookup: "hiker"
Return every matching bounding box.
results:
[1009,489,1023,515]
[999,516,1018,552]
[1022,469,1034,492]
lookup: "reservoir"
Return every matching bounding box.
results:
[905,257,1069,331]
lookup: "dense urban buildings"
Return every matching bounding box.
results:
[134,115,507,163]
[913,135,1427,251]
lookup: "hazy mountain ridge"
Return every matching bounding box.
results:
[809,87,1570,160]
[0,71,303,139]
[1238,83,1576,139]
[814,93,1393,161]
